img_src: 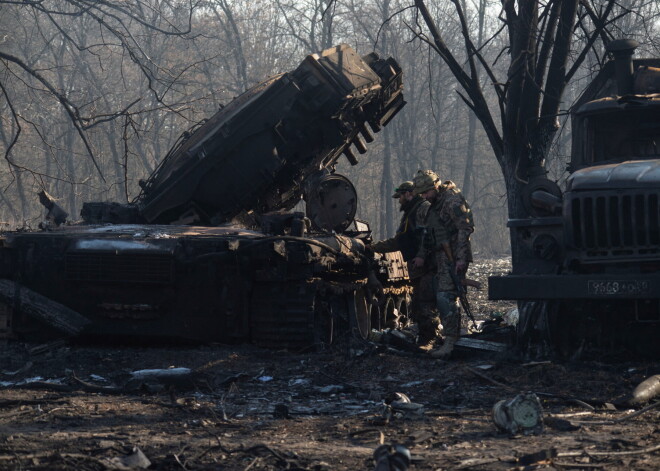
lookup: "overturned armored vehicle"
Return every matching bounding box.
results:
[1,44,410,349]
[489,40,660,356]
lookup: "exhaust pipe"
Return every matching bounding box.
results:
[607,39,639,96]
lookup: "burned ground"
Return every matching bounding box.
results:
[0,259,658,471]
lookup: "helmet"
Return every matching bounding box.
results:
[392,181,414,198]
[413,170,440,195]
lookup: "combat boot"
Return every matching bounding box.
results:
[430,336,458,359]
[416,337,436,352]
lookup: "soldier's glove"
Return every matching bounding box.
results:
[412,256,425,268]
[367,270,384,294]
[455,260,467,275]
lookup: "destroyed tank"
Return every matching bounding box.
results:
[489,40,660,356]
[0,44,411,349]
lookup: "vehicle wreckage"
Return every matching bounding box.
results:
[0,44,411,349]
[489,40,660,357]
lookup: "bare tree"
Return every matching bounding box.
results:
[275,0,338,52]
[0,0,202,220]
[410,0,630,260]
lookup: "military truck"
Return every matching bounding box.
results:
[489,40,660,356]
[0,44,411,349]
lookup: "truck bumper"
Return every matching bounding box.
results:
[489,273,660,300]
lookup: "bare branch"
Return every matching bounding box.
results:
[0,51,105,180]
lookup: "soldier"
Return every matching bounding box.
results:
[368,181,438,343]
[412,169,474,359]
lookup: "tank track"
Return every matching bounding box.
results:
[250,282,324,349]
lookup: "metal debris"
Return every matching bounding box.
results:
[455,337,507,352]
[373,444,411,471]
[382,392,425,421]
[492,393,544,435]
[102,446,151,470]
[630,374,660,405]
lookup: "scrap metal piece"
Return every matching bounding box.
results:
[455,337,508,352]
[103,447,151,470]
[373,444,411,471]
[631,374,660,405]
[38,190,68,227]
[0,280,90,336]
[492,393,544,435]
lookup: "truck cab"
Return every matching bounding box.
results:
[489,40,660,355]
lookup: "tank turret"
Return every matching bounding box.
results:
[83,44,405,228]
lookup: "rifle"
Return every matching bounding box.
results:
[441,242,477,329]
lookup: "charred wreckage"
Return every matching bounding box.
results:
[1,44,411,349]
[489,40,660,357]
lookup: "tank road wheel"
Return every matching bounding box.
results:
[396,293,412,327]
[383,296,398,329]
[250,282,333,350]
[347,288,371,340]
[369,302,382,331]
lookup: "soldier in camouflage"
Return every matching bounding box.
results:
[369,181,437,339]
[412,170,474,359]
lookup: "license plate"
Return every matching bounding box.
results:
[587,280,650,295]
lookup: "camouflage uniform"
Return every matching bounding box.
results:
[420,178,474,339]
[370,195,429,266]
[370,184,435,335]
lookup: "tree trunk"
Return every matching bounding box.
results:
[462,111,476,200]
[502,147,531,267]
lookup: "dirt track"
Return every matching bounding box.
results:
[0,260,658,470]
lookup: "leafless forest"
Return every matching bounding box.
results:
[1,0,658,256]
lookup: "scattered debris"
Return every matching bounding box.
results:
[28,340,67,356]
[492,393,544,435]
[373,444,411,471]
[102,446,151,470]
[317,384,344,394]
[0,280,90,336]
[272,404,290,419]
[517,448,557,466]
[455,337,507,352]
[382,392,425,422]
[630,374,660,405]
[1,361,33,376]
[503,308,519,326]
[543,416,580,431]
[467,366,517,392]
[522,360,552,367]
[571,400,660,425]
[126,367,199,390]
[129,367,191,381]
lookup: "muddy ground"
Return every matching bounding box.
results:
[0,259,658,471]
